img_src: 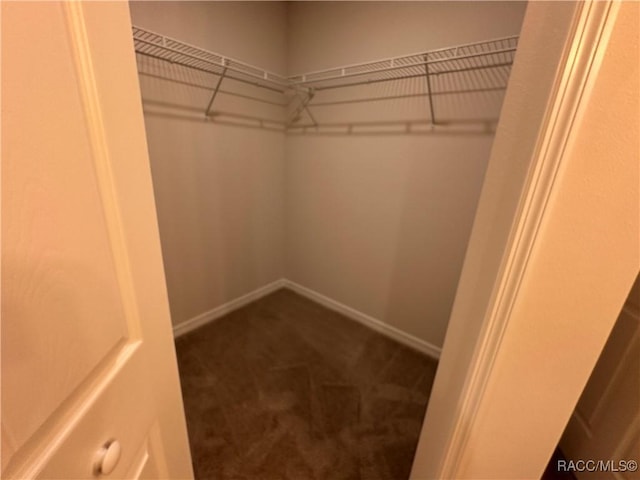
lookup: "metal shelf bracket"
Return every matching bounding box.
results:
[205,60,228,117]
[287,88,316,128]
[423,54,437,125]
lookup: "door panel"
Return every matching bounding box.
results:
[620,430,640,480]
[2,1,132,452]
[574,307,639,423]
[560,276,640,479]
[36,346,150,479]
[1,1,193,478]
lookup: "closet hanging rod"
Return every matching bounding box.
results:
[132,26,304,94]
[137,70,288,106]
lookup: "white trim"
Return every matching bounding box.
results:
[570,409,594,440]
[172,278,442,359]
[437,2,622,477]
[172,279,286,337]
[622,301,640,320]
[613,416,640,468]
[283,280,442,359]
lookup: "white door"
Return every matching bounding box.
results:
[2,2,193,478]
[560,275,640,480]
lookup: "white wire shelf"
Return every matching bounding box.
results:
[132,26,518,131]
[133,26,291,94]
[288,36,518,91]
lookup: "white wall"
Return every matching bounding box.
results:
[285,2,526,350]
[129,2,287,326]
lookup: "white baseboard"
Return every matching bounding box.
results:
[172,279,286,337]
[172,277,442,360]
[282,280,442,360]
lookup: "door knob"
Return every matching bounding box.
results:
[93,439,121,476]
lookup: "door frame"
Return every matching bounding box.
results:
[411,1,638,478]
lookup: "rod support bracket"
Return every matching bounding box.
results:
[205,65,228,117]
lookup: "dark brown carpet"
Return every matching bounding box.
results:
[175,288,438,480]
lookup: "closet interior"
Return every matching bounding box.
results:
[129,2,526,478]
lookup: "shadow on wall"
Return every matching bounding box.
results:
[136,54,288,131]
[133,34,516,136]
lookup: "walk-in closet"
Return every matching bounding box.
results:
[129,2,524,478]
[4,1,638,479]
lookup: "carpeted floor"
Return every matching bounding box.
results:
[174,288,439,480]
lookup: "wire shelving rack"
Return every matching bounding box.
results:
[132,25,518,132]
